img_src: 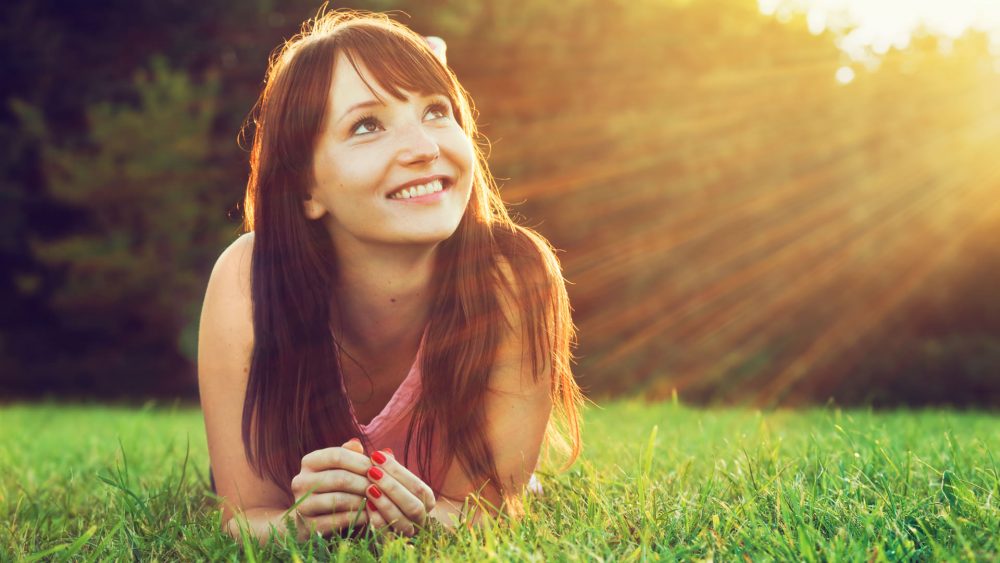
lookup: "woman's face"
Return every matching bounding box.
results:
[308,52,474,251]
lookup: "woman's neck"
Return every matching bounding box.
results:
[333,241,437,356]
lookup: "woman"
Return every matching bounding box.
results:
[197,10,582,542]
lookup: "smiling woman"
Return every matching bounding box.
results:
[196,9,582,543]
[307,52,474,247]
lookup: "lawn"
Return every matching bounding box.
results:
[1,400,997,561]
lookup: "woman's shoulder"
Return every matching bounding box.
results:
[209,232,255,295]
[491,226,570,347]
[199,232,256,356]
[216,231,255,271]
[494,226,565,296]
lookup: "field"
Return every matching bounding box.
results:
[1,401,998,561]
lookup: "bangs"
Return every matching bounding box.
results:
[335,24,457,111]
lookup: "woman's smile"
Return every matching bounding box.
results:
[386,176,452,201]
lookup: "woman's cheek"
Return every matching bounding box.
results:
[442,129,475,174]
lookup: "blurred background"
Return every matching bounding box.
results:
[1,0,998,408]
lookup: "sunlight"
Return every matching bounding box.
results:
[834,66,855,84]
[457,0,1000,405]
[760,0,1000,66]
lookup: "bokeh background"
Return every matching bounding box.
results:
[1,0,998,407]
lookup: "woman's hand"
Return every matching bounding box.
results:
[364,450,437,536]
[289,439,372,538]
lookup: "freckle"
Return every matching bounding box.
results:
[390,298,397,303]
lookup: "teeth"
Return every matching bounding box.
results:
[389,179,447,199]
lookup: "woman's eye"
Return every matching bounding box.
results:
[351,116,382,136]
[424,103,450,121]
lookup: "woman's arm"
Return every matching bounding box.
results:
[198,233,296,541]
[200,234,374,543]
[431,270,554,525]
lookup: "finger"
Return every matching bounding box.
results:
[294,468,370,497]
[366,483,417,536]
[342,438,364,455]
[365,498,389,532]
[371,450,436,512]
[297,492,365,517]
[367,463,426,522]
[299,509,369,539]
[301,446,371,473]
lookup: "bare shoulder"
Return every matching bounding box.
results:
[210,232,255,300]
[494,230,565,326]
[493,254,524,332]
[201,232,255,346]
[497,227,564,288]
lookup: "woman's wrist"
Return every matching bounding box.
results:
[427,494,489,530]
[225,506,300,544]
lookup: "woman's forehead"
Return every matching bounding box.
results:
[327,51,449,119]
[328,53,390,112]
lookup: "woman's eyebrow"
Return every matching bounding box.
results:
[336,99,384,125]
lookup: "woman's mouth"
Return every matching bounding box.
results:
[387,178,449,200]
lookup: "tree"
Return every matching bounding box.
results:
[12,57,233,396]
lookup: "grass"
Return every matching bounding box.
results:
[1,399,998,561]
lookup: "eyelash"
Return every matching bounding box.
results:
[349,102,451,137]
[350,114,380,136]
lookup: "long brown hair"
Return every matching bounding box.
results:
[241,9,581,507]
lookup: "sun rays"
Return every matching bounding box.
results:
[461,7,1000,404]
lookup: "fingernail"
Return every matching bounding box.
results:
[368,485,382,499]
[371,451,387,464]
[348,437,361,443]
[367,499,376,511]
[368,466,383,480]
[384,448,394,455]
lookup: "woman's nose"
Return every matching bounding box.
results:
[396,122,440,165]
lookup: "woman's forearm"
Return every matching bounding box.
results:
[228,498,481,541]
[224,506,308,544]
[428,494,490,529]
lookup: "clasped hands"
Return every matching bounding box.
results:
[289,438,436,538]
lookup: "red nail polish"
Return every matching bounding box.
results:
[367,499,376,511]
[368,466,383,480]
[348,437,361,443]
[384,448,394,455]
[371,451,387,464]
[368,485,382,498]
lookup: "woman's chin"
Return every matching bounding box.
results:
[394,226,461,246]
[384,212,465,246]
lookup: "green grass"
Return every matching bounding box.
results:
[1,400,998,561]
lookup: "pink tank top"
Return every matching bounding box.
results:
[341,330,449,492]
[343,329,542,496]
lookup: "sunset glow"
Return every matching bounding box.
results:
[465,1,1000,404]
[760,0,1000,67]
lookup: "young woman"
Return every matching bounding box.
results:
[197,10,582,542]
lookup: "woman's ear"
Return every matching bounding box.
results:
[302,193,326,220]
